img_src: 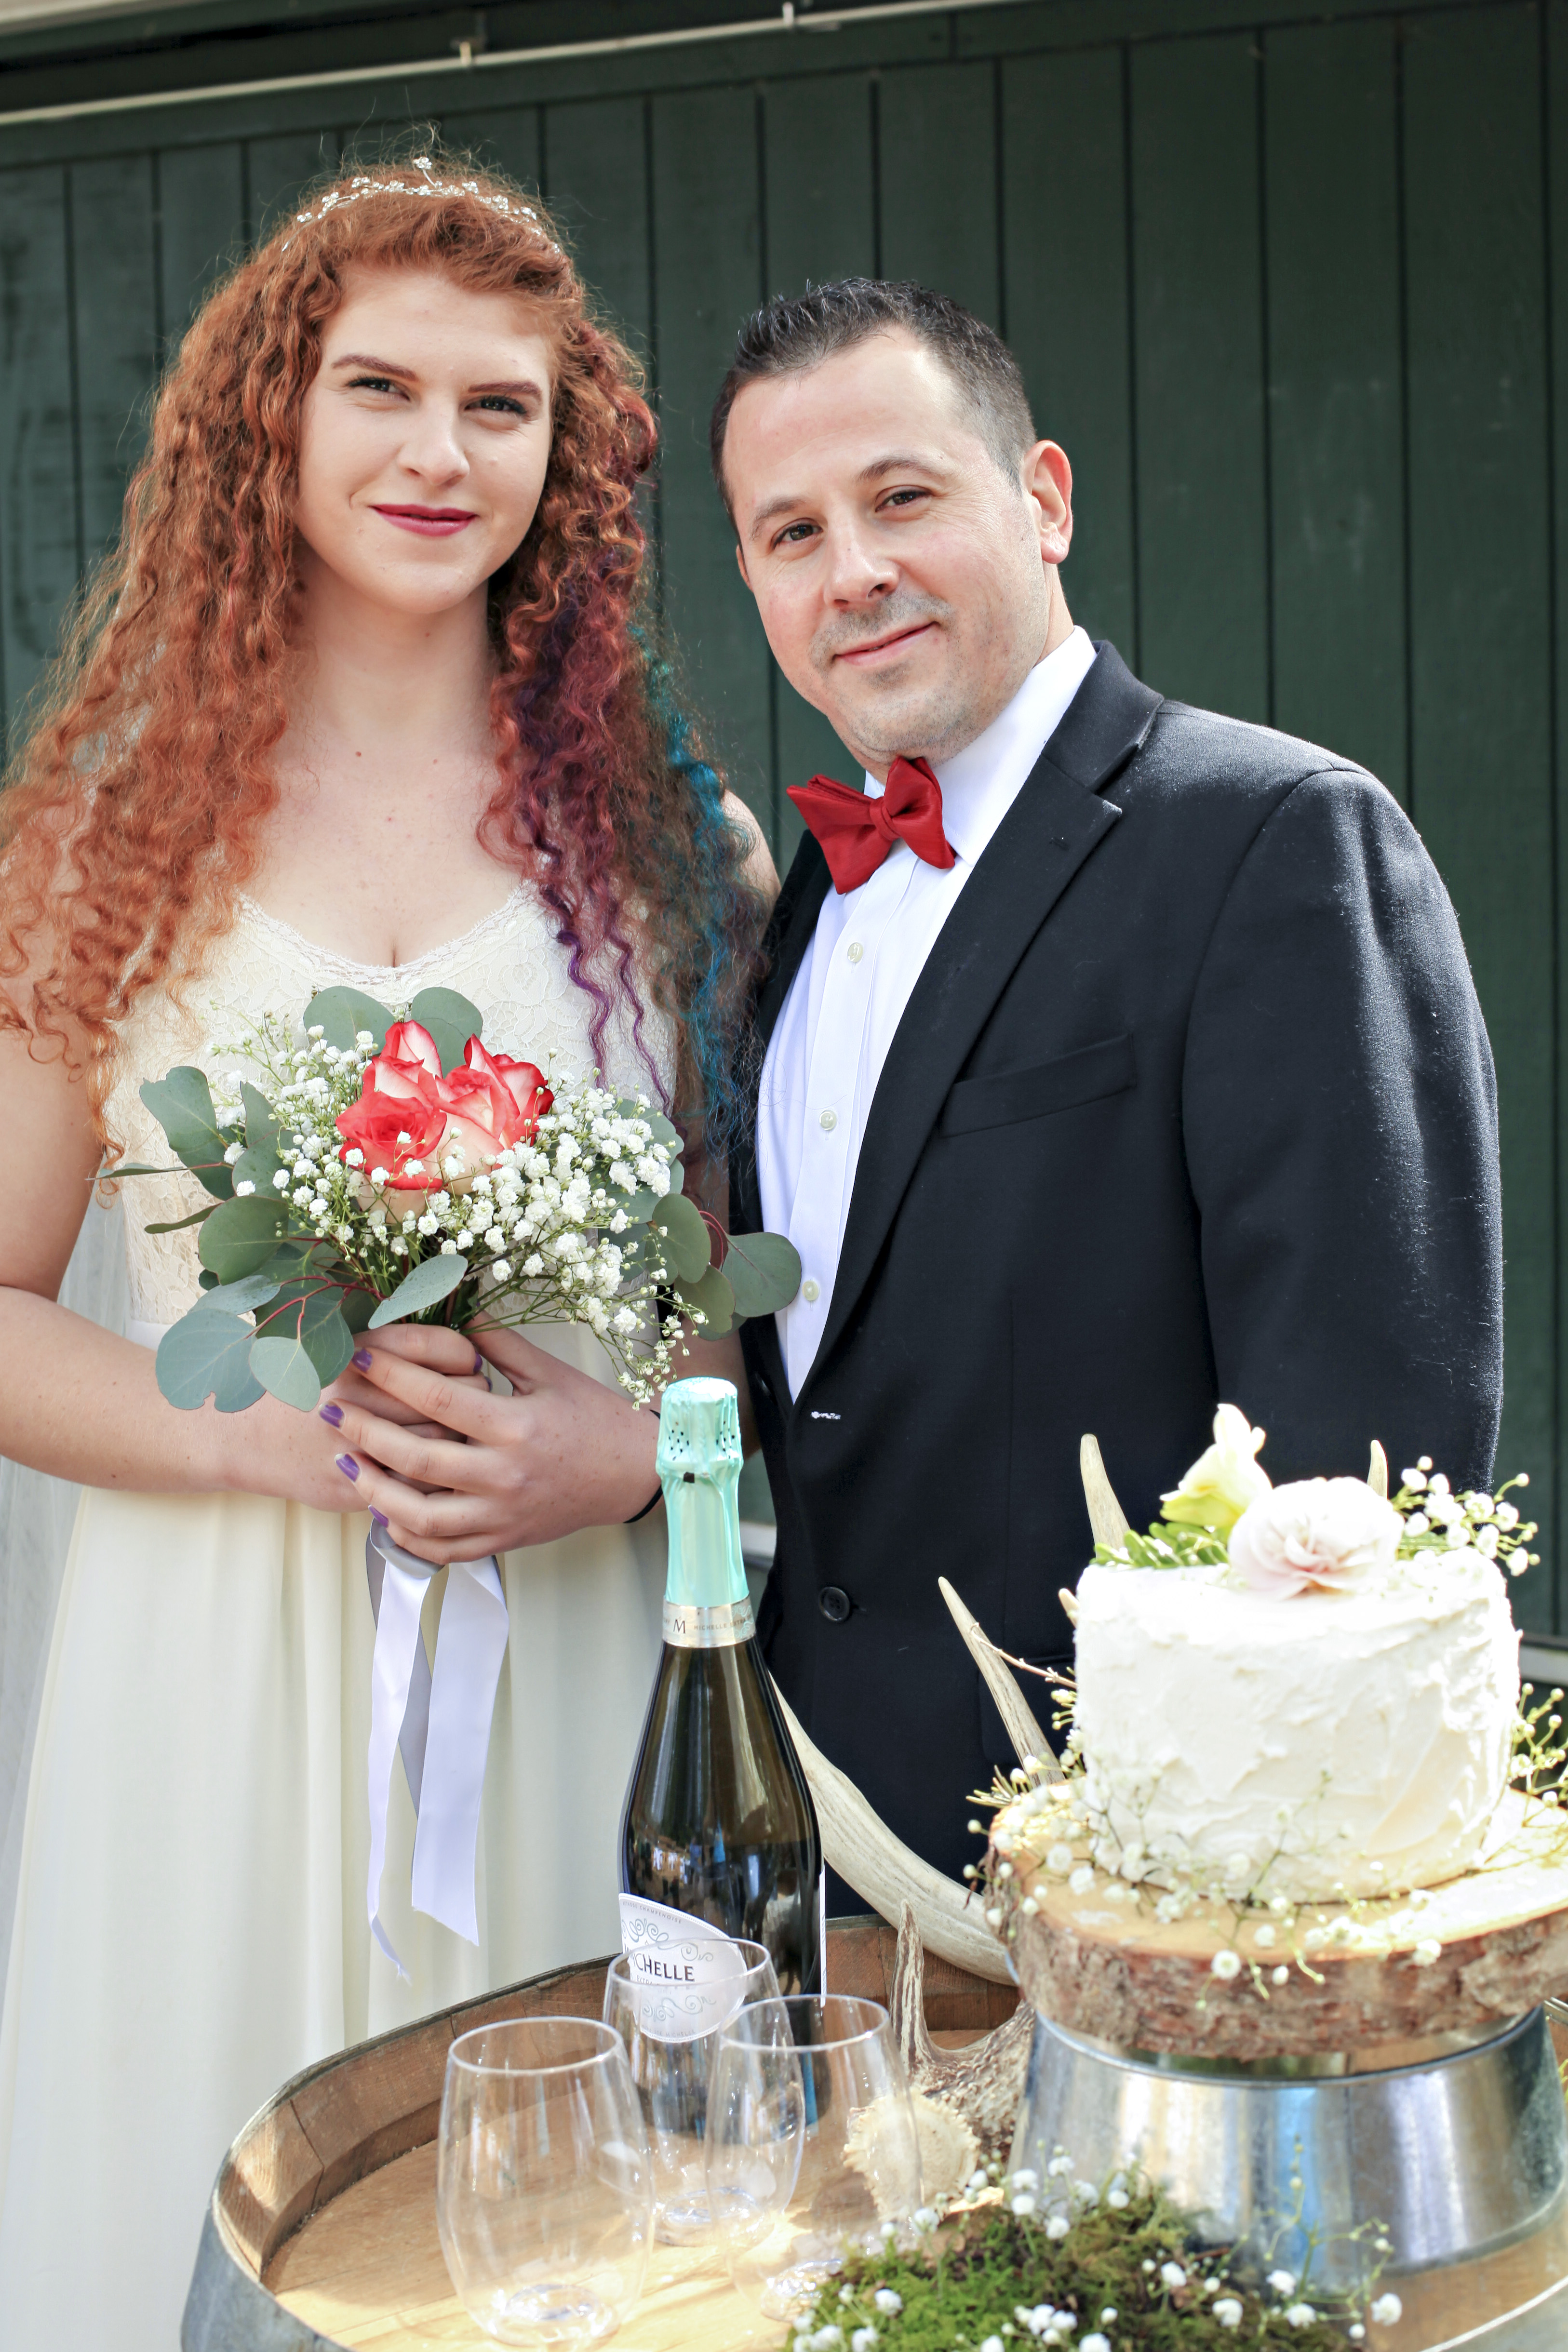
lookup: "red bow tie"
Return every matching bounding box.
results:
[787,756,958,895]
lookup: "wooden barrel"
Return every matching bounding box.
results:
[183,1914,1018,2352]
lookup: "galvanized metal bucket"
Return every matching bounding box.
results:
[1010,2005,1568,2350]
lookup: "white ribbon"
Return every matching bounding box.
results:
[365,1524,509,1976]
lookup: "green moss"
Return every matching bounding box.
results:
[784,2183,1366,2350]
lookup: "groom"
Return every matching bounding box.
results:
[713,280,1502,1888]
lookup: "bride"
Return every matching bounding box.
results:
[0,152,771,2339]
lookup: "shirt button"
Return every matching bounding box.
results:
[802,1278,820,1303]
[818,1585,852,1623]
[819,1108,838,1132]
[846,941,864,963]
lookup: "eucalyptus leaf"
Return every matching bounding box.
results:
[650,1189,713,1284]
[367,1251,469,1328]
[304,986,394,1054]
[231,1144,288,1196]
[145,1205,218,1235]
[191,1273,282,1316]
[408,986,485,1074]
[138,1067,234,1199]
[198,1269,220,1292]
[341,1287,378,1334]
[674,1265,735,1338]
[721,1230,803,1320]
[618,1189,660,1226]
[645,1110,682,1149]
[249,1334,324,1412]
[240,1081,282,1155]
[108,1162,181,1178]
[197,1194,304,1282]
[155,1310,265,1413]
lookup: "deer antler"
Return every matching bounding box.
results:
[888,1902,1036,2185]
[771,1682,1013,1983]
[1080,1432,1131,1547]
[938,1576,1062,1782]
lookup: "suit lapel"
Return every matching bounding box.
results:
[800,643,1162,1398]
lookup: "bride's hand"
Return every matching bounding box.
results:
[216,1344,489,1514]
[322,1323,661,1562]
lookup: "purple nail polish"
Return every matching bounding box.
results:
[472,1349,485,1375]
[352,1349,373,1372]
[319,1402,343,1428]
[335,1454,359,1481]
[369,1507,389,1527]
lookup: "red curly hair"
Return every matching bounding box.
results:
[0,147,764,1160]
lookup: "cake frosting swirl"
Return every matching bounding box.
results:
[1071,1549,1519,1902]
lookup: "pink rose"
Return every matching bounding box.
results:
[336,1025,553,1191]
[1228,1476,1403,1597]
[334,1020,447,1187]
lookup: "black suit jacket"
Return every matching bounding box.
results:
[732,644,1503,1889]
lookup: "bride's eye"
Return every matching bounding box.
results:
[472,394,529,418]
[347,374,402,396]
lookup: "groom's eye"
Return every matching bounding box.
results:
[880,487,929,510]
[772,521,818,549]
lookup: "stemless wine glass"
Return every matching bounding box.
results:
[436,2015,652,2347]
[602,1938,781,2247]
[705,1994,924,2323]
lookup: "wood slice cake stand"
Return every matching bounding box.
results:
[184,1915,1018,2352]
[1010,1791,1568,2062]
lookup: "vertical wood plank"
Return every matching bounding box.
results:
[442,106,541,193]
[1130,33,1269,722]
[247,129,339,241]
[879,61,1000,326]
[1404,3,1554,1627]
[0,166,78,736]
[545,97,652,359]
[1264,20,1406,799]
[1001,43,1135,660]
[158,142,246,348]
[1552,0,1568,1634]
[70,155,159,566]
[762,70,880,856]
[650,85,773,838]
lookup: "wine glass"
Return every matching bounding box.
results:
[705,1993,924,2322]
[602,1939,782,2247]
[436,2015,652,2346]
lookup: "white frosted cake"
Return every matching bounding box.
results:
[1071,1548,1520,1902]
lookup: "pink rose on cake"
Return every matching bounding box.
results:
[1228,1476,1404,1597]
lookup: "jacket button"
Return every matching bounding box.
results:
[818,1585,852,1623]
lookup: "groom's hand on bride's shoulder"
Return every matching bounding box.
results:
[321,1321,665,1563]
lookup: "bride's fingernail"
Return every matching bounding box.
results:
[319,1403,343,1428]
[369,1507,389,1527]
[335,1454,359,1481]
[352,1349,373,1372]
[472,1349,484,1375]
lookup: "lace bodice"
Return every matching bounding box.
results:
[106,888,676,1329]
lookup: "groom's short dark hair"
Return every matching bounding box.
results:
[709,279,1036,520]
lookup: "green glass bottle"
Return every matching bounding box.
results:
[618,1377,823,2005]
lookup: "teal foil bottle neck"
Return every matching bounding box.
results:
[657,1377,748,1612]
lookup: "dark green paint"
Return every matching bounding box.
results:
[0,0,1563,1624]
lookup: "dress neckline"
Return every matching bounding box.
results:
[235,885,530,990]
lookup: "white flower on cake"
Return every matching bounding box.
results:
[1161,1402,1270,1534]
[1228,1476,1404,1597]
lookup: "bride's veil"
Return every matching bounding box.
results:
[0,1195,129,1991]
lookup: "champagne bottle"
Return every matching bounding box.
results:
[619,1377,823,2015]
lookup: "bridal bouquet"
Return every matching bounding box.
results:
[117,979,799,1414]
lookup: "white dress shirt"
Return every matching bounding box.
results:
[758,625,1099,1396]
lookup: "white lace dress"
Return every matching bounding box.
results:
[0,889,669,2347]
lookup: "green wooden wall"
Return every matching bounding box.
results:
[2,0,1564,1626]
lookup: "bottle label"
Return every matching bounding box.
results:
[618,1894,748,2041]
[662,1593,755,1649]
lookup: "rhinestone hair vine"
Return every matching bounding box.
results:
[278,155,561,252]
